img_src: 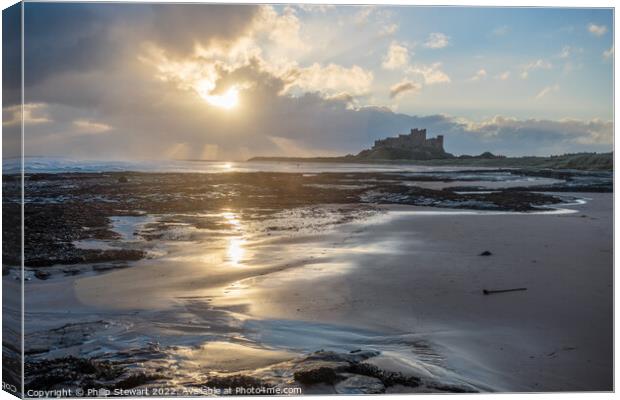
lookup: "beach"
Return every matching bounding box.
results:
[217,194,612,391]
[4,165,612,393]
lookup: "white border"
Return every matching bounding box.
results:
[0,1,615,400]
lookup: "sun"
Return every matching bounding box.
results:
[202,87,239,110]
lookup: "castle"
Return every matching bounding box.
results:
[372,128,444,152]
[249,127,452,162]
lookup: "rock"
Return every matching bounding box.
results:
[348,362,420,388]
[34,270,51,280]
[293,362,347,385]
[116,371,165,389]
[304,349,379,364]
[24,356,124,390]
[479,250,492,256]
[342,350,381,363]
[335,374,385,394]
[291,349,412,390]
[25,357,167,392]
[93,264,130,272]
[62,268,81,276]
[294,366,340,384]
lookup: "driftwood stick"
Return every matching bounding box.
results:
[483,288,527,295]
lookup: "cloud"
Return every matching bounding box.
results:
[423,32,450,49]
[588,23,607,36]
[325,92,355,104]
[20,84,612,159]
[470,69,487,81]
[354,7,374,25]
[286,63,374,97]
[2,103,52,126]
[389,80,422,99]
[535,84,560,100]
[520,59,552,79]
[252,5,307,51]
[463,116,612,148]
[72,119,112,134]
[559,45,571,58]
[137,6,373,102]
[382,42,410,70]
[24,3,261,90]
[495,71,510,80]
[557,45,583,59]
[603,46,614,59]
[16,3,613,160]
[295,4,335,13]
[18,104,120,149]
[379,23,398,37]
[406,63,450,85]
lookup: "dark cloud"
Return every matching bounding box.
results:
[3,3,22,105]
[23,71,612,159]
[23,3,259,89]
[3,3,22,158]
[24,3,119,87]
[389,80,421,99]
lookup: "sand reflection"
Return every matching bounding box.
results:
[226,237,246,265]
[222,211,241,228]
[221,211,246,266]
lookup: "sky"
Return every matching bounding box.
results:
[2,3,614,160]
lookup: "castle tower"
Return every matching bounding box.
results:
[436,135,444,150]
[410,128,426,145]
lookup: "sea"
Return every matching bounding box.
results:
[5,156,490,174]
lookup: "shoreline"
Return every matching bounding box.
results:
[245,153,613,171]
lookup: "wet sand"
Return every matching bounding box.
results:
[215,192,613,391]
[12,167,612,393]
[21,191,612,392]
